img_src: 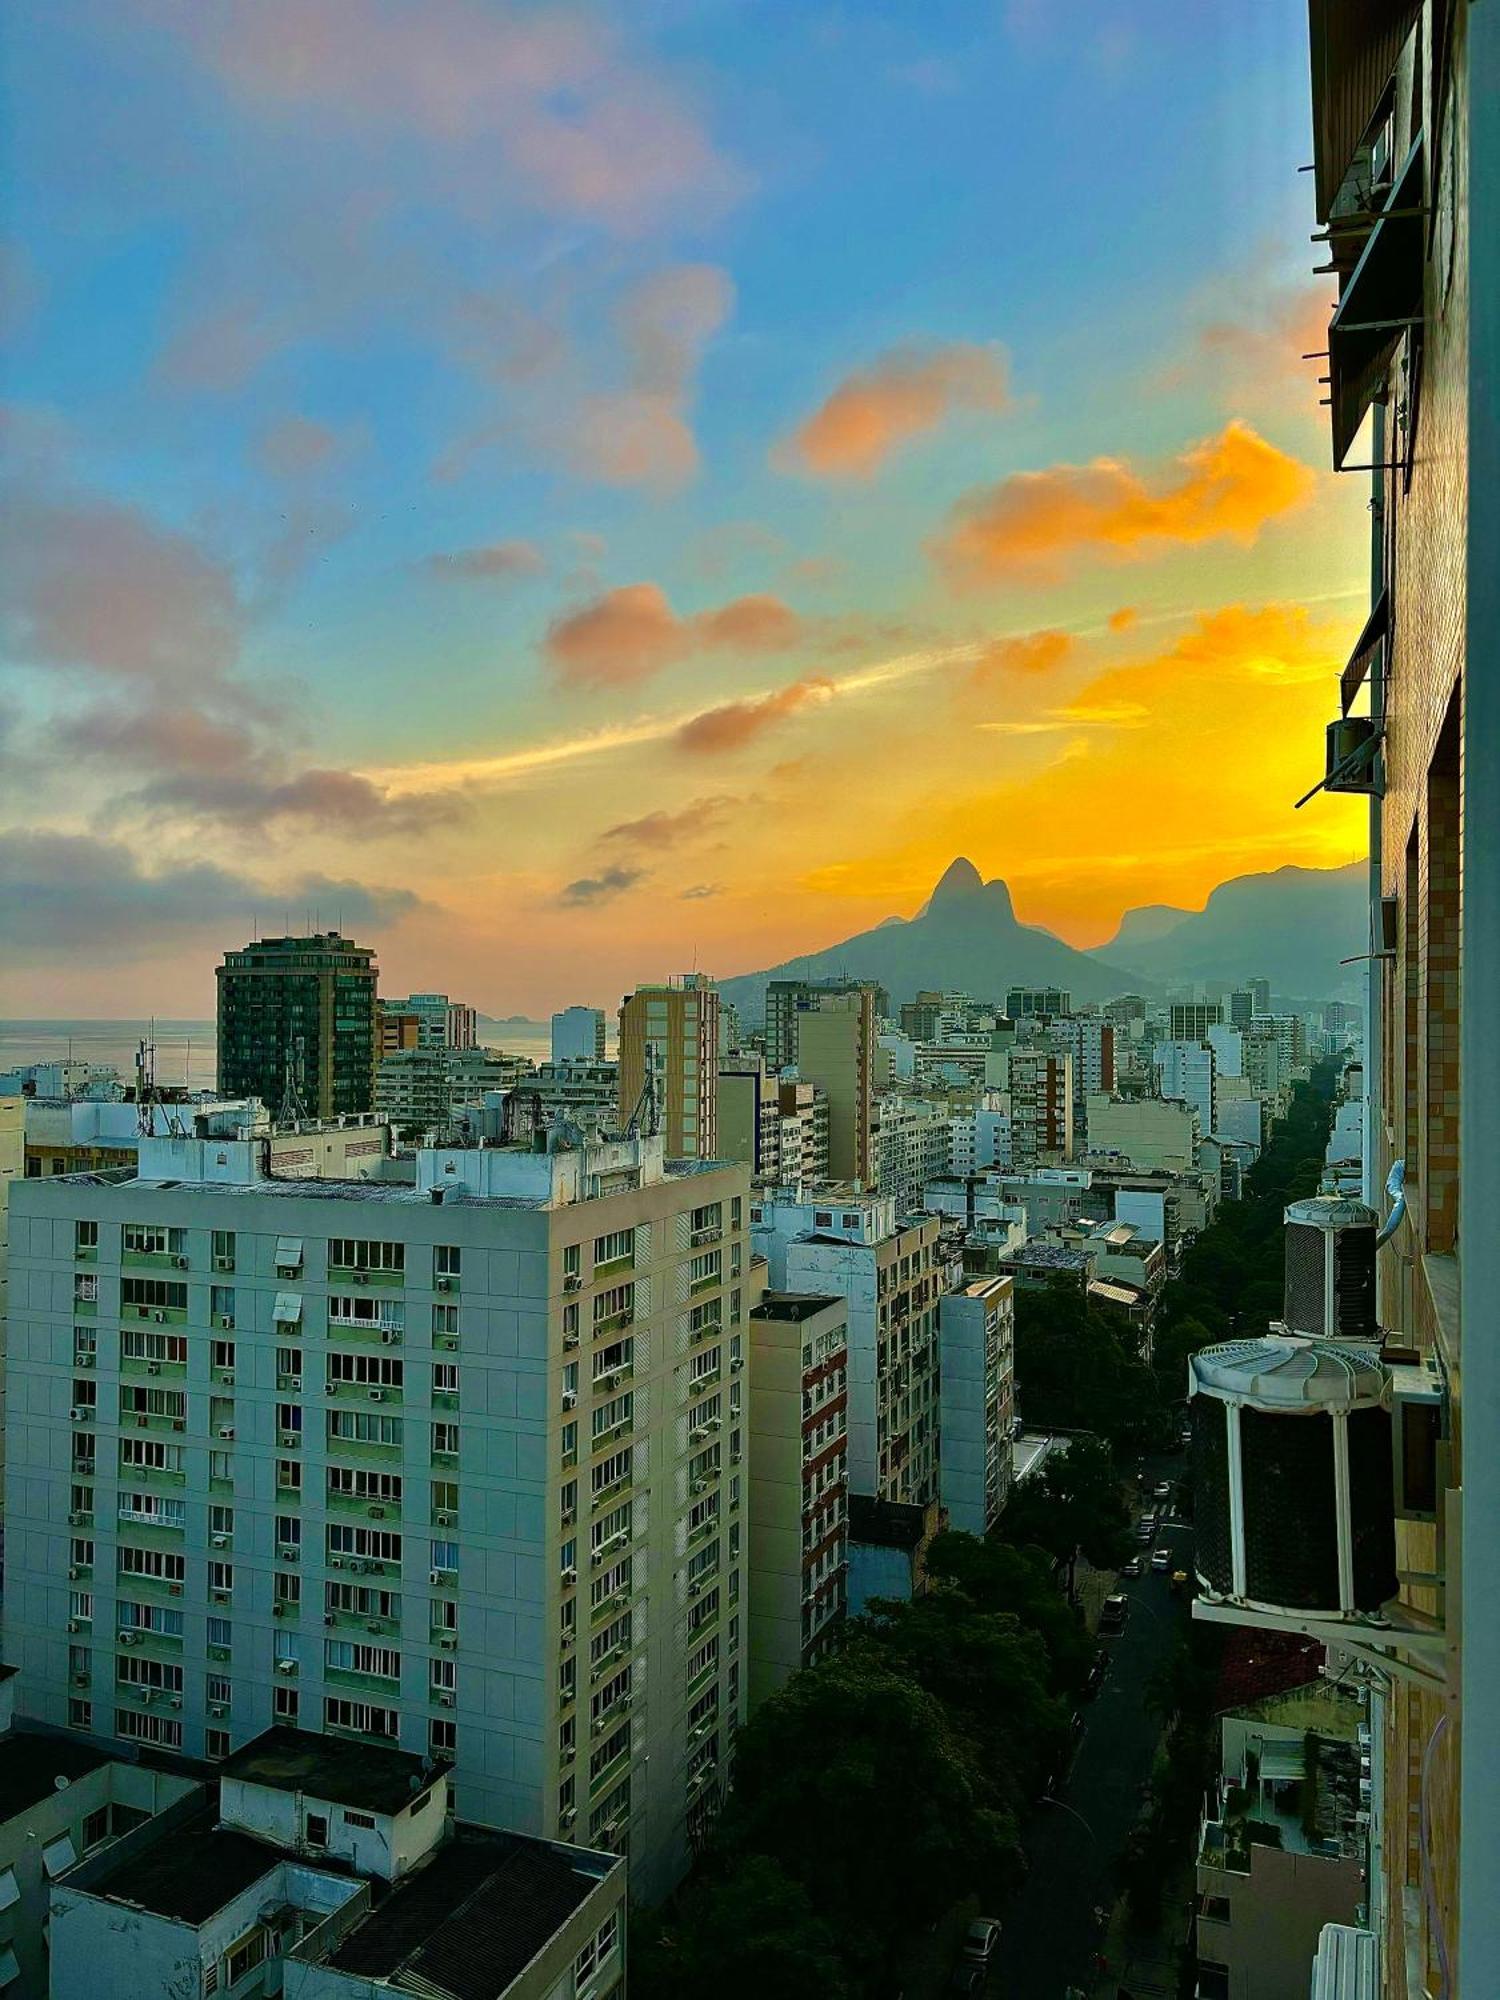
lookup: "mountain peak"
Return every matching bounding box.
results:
[929,856,984,905]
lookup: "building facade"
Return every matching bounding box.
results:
[553,1008,608,1065]
[746,1294,849,1707]
[937,1277,1014,1537]
[617,976,720,1162]
[217,936,378,1121]
[3,1130,750,1905]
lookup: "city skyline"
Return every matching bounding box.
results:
[2,0,1365,1019]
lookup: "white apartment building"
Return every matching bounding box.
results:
[1206,1023,1244,1080]
[3,1128,751,1905]
[938,1277,1014,1537]
[1155,1040,1217,1140]
[872,1096,951,1214]
[750,1189,942,1508]
[947,1099,1012,1175]
[553,1008,608,1065]
[385,994,479,1052]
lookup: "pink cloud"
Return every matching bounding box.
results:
[257,416,343,478]
[676,676,833,754]
[778,342,1010,480]
[545,583,803,692]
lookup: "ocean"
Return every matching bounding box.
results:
[0,1018,556,1093]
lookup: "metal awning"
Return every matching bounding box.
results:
[272,1292,303,1324]
[1260,1742,1306,1782]
[1328,133,1425,467]
[1311,1924,1378,2000]
[1308,0,1419,223]
[274,1235,304,1267]
[1341,588,1389,713]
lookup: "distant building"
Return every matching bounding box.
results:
[938,1277,1015,1536]
[1228,988,1256,1031]
[380,993,478,1052]
[1002,1047,1074,1167]
[780,985,878,1185]
[552,1006,607,1064]
[872,1095,951,1213]
[1086,1091,1200,1175]
[747,1294,849,1705]
[376,1004,421,1056]
[1169,1001,1224,1041]
[617,975,719,1161]
[216,934,378,1120]
[1005,986,1070,1020]
[1156,1039,1217,1139]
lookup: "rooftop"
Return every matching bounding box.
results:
[751,1292,845,1323]
[319,1831,610,2000]
[85,1801,282,1923]
[218,1725,442,1817]
[0,1730,111,1822]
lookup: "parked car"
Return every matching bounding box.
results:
[1085,1649,1108,1694]
[1151,1547,1172,1572]
[1100,1594,1129,1632]
[1153,1480,1172,1501]
[1120,1555,1144,1579]
[963,1918,1002,1964]
[1136,1515,1156,1543]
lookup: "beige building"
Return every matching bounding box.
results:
[617,975,720,1161]
[791,987,877,1184]
[1085,1092,1199,1175]
[746,1294,849,1708]
[4,1127,750,1906]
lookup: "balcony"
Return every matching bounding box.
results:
[122,1248,189,1273]
[328,1264,405,1290]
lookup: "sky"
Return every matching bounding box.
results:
[0,0,1370,1019]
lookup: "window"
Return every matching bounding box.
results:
[329,1409,403,1447]
[206,1729,230,1761]
[207,1617,232,1649]
[594,1228,634,1269]
[276,1344,303,1381]
[563,1243,581,1278]
[430,1538,458,1576]
[325,1640,399,1680]
[74,1272,98,1305]
[274,1687,300,1722]
[325,1697,397,1739]
[119,1545,185,1582]
[329,1293,405,1330]
[211,1284,235,1322]
[120,1277,187,1313]
[326,1524,403,1564]
[591,1448,632,1497]
[306,1813,330,1847]
[329,1238,404,1274]
[328,1352,404,1389]
[431,1420,459,1458]
[591,1502,631,1554]
[223,1930,267,1986]
[344,1808,376,1829]
[211,1229,235,1267]
[592,1391,633,1441]
[435,1245,461,1279]
[42,1833,78,1876]
[593,1283,633,1328]
[117,1654,183,1693]
[433,1303,458,1335]
[208,1560,233,1596]
[115,1709,181,1748]
[118,1492,185,1530]
[277,1460,302,1497]
[327,1467,403,1505]
[75,1219,99,1255]
[68,1699,93,1731]
[591,1666,630,1723]
[591,1612,632,1666]
[431,1362,459,1398]
[210,1504,234,1538]
[430,1718,456,1756]
[276,1515,302,1550]
[207,1673,232,1705]
[589,1721,631,1784]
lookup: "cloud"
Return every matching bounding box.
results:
[932,420,1316,584]
[567,264,734,489]
[971,629,1075,683]
[0,829,424,963]
[425,540,545,581]
[676,676,834,754]
[545,583,802,692]
[257,416,343,478]
[601,797,740,849]
[160,0,743,236]
[778,342,1010,481]
[558,865,647,907]
[680,882,721,900]
[1107,606,1138,633]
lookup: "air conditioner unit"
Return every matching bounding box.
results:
[211,1588,231,1604]
[731,1357,743,1373]
[273,1602,287,1618]
[280,1431,300,1447]
[436,1277,452,1293]
[1190,1334,1397,1619]
[439,1634,457,1650]
[211,1534,229,1548]
[210,1703,228,1719]
[331,1557,345,1569]
[171,1418,185,1431]
[276,1659,298,1675]
[174,1255,188,1269]
[436,1510,456,1528]
[69,1407,87,1422]
[561,1508,576,1527]
[168,1582,183,1595]
[1282,1197,1379,1341]
[690,1479,707,1496]
[561,1566,577,1585]
[368,1389,387,1403]
[381,1330,402,1345]
[368,1505,386,1519]
[153,1311,165,1323]
[353,1270,369,1284]
[67,1619,80,1634]
[147,1362,161,1376]
[564,1274,583,1293]
[68,1511,86,1527]
[562,1390,577,1409]
[688,1581,702,1597]
[72,1672,89,1688]
[214,1256,234,1271]
[221,1372,235,1387]
[560,1807,577,1826]
[367,1619,384,1634]
[68,1566,80,1581]
[435,1690,454,1707]
[706,1418,722,1432]
[328,1381,341,1395]
[118,1630,139,1646]
[217,1427,235,1441]
[76,1352,94,1368]
[348,1558,367,1574]
[430,1568,455,1586]
[603,1370,622,1389]
[563,1330,580,1350]
[168,1694,183,1709]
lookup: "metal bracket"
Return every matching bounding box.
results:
[1192,1595,1447,1692]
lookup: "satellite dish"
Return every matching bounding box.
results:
[54,1775,70,1792]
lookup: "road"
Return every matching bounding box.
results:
[989,1453,1193,2000]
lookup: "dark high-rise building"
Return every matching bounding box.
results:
[1005,985,1070,1019]
[216,933,378,1118]
[1228,988,1256,1030]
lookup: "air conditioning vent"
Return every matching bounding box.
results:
[1191,1334,1396,1618]
[562,1390,577,1409]
[1282,1197,1378,1341]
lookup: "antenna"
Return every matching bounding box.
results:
[135,1036,157,1138]
[278,1035,310,1127]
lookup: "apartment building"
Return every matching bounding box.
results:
[3,1127,751,1905]
[717,1057,781,1182]
[774,1080,829,1185]
[48,1728,624,2000]
[872,1095,951,1214]
[1169,1001,1224,1042]
[746,1294,849,1706]
[937,1277,1014,1537]
[1004,987,1069,1020]
[617,975,720,1161]
[1001,1047,1073,1168]
[1155,1040,1217,1142]
[1085,1093,1200,1175]
[379,993,479,1053]
[553,1008,608,1064]
[216,935,379,1121]
[751,1190,942,1508]
[786,987,878,1185]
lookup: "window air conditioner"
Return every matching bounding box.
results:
[562,1390,577,1409]
[221,1372,235,1387]
[174,1255,188,1269]
[439,1634,457,1650]
[368,1389,387,1403]
[118,1630,139,1645]
[153,1311,165,1323]
[279,1544,301,1562]
[220,1315,234,1330]
[217,1427,235,1441]
[147,1363,161,1376]
[561,1566,577,1585]
[211,1534,229,1549]
[565,1274,583,1292]
[76,1353,94,1369]
[368,1505,386,1520]
[435,1690,454,1707]
[381,1330,401,1345]
[436,1510,456,1528]
[276,1659,298,1675]
[436,1277,452,1293]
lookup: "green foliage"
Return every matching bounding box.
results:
[1012,1281,1162,1452]
[998,1433,1133,1574]
[631,1857,853,2000]
[926,1530,1094,1693]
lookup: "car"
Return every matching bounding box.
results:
[1120,1556,1144,1578]
[1153,1480,1172,1501]
[1100,1593,1129,1632]
[1086,1649,1108,1694]
[962,1917,1002,1964]
[1171,1569,1190,1594]
[1151,1547,1172,1572]
[1136,1516,1156,1543]
[949,1969,987,1997]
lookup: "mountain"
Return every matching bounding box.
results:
[718,858,1152,1022]
[1095,862,1366,1000]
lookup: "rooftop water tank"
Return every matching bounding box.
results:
[1283,1196,1379,1340]
[1191,1334,1396,1618]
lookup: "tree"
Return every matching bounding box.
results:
[926,1531,1094,1694]
[721,1652,1015,1973]
[998,1434,1133,1598]
[632,1857,853,2000]
[1013,1280,1162,1451]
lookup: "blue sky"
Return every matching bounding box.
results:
[0,0,1367,1015]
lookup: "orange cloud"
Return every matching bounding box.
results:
[1107,606,1137,633]
[601,796,740,847]
[676,676,833,754]
[932,420,1315,584]
[971,628,1075,683]
[545,583,803,691]
[778,342,1010,480]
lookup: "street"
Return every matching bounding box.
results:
[989,1453,1193,1999]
